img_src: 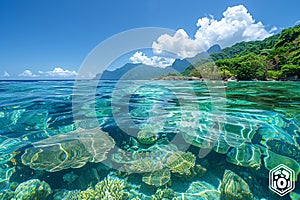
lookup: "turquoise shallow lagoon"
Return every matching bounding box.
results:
[0,80,299,199]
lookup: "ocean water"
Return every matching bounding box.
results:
[0,80,299,199]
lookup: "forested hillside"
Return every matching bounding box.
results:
[184,25,300,80]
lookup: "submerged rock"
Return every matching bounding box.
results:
[220,170,254,200]
[14,179,52,200]
[21,128,115,172]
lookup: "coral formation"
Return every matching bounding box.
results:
[78,176,126,200]
[167,151,196,175]
[21,128,115,172]
[112,144,197,187]
[152,188,175,200]
[142,168,171,187]
[53,189,80,200]
[137,129,157,145]
[178,181,221,200]
[220,170,254,200]
[226,143,262,169]
[14,179,52,200]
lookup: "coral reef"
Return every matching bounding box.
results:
[112,144,197,187]
[21,128,115,172]
[167,151,196,175]
[220,170,254,200]
[53,189,80,200]
[137,129,157,145]
[226,143,262,169]
[142,168,171,187]
[178,181,221,200]
[14,179,52,200]
[152,188,175,200]
[78,176,126,200]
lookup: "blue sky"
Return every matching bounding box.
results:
[0,0,299,79]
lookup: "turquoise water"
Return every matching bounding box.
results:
[0,80,299,199]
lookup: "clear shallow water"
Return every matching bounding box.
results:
[0,80,299,199]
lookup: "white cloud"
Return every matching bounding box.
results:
[39,67,78,77]
[18,70,38,77]
[152,5,273,58]
[129,51,175,68]
[295,20,300,26]
[3,71,10,77]
[152,29,202,58]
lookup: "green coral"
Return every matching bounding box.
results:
[137,129,157,145]
[78,187,96,199]
[14,179,52,200]
[226,143,262,169]
[112,144,197,187]
[220,170,254,200]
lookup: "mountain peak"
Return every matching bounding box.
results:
[207,44,222,54]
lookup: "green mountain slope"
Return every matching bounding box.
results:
[183,25,300,80]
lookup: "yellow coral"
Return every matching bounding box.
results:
[167,152,196,175]
[77,177,126,200]
[78,188,96,200]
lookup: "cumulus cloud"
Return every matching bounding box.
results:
[152,29,202,58]
[39,67,78,77]
[129,51,175,68]
[295,20,300,26]
[3,71,10,77]
[18,70,38,77]
[152,5,273,58]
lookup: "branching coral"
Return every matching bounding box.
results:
[78,176,126,200]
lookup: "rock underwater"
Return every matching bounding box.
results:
[21,128,115,172]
